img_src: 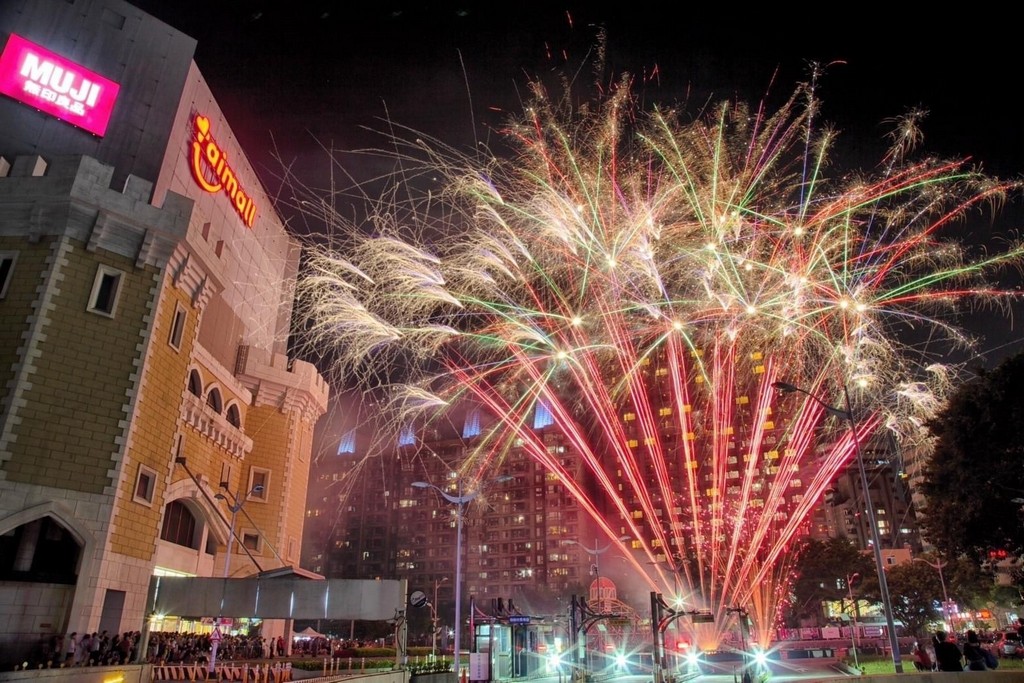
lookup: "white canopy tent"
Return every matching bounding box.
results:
[293,626,324,639]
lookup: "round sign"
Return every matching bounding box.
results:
[410,590,428,608]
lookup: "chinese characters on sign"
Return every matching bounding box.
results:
[0,33,120,136]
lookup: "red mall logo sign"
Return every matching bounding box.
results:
[190,114,257,228]
[0,33,119,137]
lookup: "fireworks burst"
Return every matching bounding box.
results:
[291,74,1023,647]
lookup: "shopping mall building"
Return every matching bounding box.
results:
[0,0,328,664]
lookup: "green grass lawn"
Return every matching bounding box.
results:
[850,653,1024,675]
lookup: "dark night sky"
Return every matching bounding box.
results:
[130,2,1024,368]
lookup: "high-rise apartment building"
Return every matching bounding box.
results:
[305,363,921,637]
[0,0,328,665]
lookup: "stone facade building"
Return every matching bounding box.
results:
[0,0,327,665]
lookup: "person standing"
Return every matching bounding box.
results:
[88,631,101,665]
[64,632,78,666]
[933,631,964,672]
[76,632,90,666]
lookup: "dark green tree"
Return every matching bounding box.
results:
[882,561,943,638]
[787,538,874,626]
[920,352,1024,565]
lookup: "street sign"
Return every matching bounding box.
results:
[508,615,530,624]
[210,627,222,642]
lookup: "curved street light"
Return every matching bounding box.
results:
[914,556,952,631]
[772,381,904,673]
[209,483,264,674]
[565,535,631,602]
[846,572,861,670]
[430,577,449,659]
[412,476,512,676]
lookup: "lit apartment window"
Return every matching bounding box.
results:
[0,252,16,299]
[87,265,124,317]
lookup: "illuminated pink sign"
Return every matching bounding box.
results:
[0,33,120,137]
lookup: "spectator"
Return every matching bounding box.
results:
[64,632,78,666]
[76,632,91,666]
[88,631,102,665]
[912,641,933,671]
[963,630,986,671]
[933,631,964,672]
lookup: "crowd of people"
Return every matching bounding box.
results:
[29,628,387,669]
[913,628,1006,672]
[40,630,143,667]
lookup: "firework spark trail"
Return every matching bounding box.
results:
[293,76,1024,649]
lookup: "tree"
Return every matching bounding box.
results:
[787,538,875,626]
[920,352,1024,564]
[883,561,943,638]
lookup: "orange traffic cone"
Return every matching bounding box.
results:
[460,666,468,683]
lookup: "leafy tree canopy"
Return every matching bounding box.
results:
[788,538,874,625]
[883,561,943,638]
[920,352,1024,564]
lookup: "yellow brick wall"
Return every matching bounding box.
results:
[109,280,197,560]
[285,416,314,564]
[237,403,313,570]
[0,237,47,422]
[5,240,157,492]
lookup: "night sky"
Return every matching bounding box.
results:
[130,2,1024,369]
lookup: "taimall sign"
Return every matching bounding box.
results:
[0,33,120,136]
[190,114,258,229]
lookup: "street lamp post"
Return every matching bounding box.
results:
[773,381,904,673]
[566,535,628,675]
[412,477,510,677]
[565,535,630,610]
[431,577,449,659]
[914,556,951,631]
[209,483,264,674]
[846,572,861,670]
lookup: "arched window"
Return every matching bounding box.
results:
[225,403,241,428]
[206,387,222,413]
[188,369,202,397]
[160,500,198,549]
[0,517,80,584]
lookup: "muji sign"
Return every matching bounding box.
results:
[190,114,257,228]
[0,33,120,137]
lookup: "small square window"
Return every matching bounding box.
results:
[248,468,269,501]
[87,265,124,317]
[0,252,16,299]
[133,464,157,505]
[168,303,187,350]
[242,532,260,552]
[220,462,234,490]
